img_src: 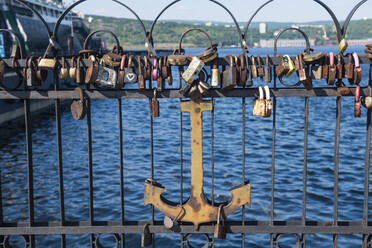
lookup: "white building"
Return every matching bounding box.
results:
[259,23,267,34]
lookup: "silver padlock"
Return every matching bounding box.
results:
[198,81,210,96]
[182,56,204,84]
[211,64,221,87]
[95,64,118,88]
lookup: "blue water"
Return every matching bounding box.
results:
[0,46,371,247]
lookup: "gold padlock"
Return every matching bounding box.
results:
[264,85,272,118]
[38,58,56,70]
[69,57,77,81]
[338,38,348,55]
[58,57,68,80]
[253,86,266,117]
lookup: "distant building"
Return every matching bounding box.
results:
[259,39,316,48]
[205,22,212,27]
[224,24,231,28]
[347,39,372,46]
[259,23,267,34]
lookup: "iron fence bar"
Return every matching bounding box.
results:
[3,88,372,100]
[24,97,35,247]
[333,96,341,247]
[179,97,183,248]
[86,97,94,248]
[54,72,66,248]
[149,97,155,248]
[302,97,309,248]
[270,73,277,248]
[242,97,246,248]
[118,99,125,248]
[363,66,372,248]
[3,221,372,234]
[211,98,215,247]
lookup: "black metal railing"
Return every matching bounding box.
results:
[0,0,372,247]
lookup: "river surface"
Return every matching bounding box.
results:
[0,47,371,247]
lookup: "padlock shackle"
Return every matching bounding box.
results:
[83,30,121,54]
[329,52,335,67]
[258,86,264,100]
[74,87,85,101]
[274,28,310,57]
[0,29,26,59]
[178,28,213,54]
[353,52,360,68]
[243,0,274,53]
[356,85,361,101]
[148,0,246,54]
[264,86,271,100]
[152,57,158,81]
[120,55,126,71]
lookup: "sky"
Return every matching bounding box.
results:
[66,0,372,23]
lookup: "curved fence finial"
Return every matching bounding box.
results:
[0,29,25,59]
[274,27,310,56]
[148,0,246,55]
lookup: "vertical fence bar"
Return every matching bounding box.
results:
[118,99,125,248]
[363,65,372,248]
[242,97,246,248]
[211,98,215,207]
[270,74,277,248]
[333,96,341,248]
[54,72,66,248]
[149,98,155,248]
[24,98,35,247]
[302,97,309,248]
[86,97,94,248]
[179,97,184,248]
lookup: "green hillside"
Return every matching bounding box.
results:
[83,15,372,49]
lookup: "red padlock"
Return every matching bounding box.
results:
[152,57,158,81]
[354,84,361,118]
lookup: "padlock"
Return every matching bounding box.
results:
[179,82,193,97]
[338,38,348,55]
[58,56,68,80]
[298,54,313,90]
[351,52,362,85]
[355,84,361,118]
[214,205,226,240]
[253,86,266,117]
[327,52,336,85]
[141,223,152,247]
[344,53,354,80]
[189,83,201,100]
[167,54,188,66]
[275,56,287,78]
[145,37,157,57]
[211,63,221,87]
[95,62,118,88]
[151,89,160,117]
[257,56,265,81]
[26,57,41,87]
[85,55,99,84]
[102,52,121,67]
[284,55,295,78]
[233,55,241,86]
[238,54,247,86]
[124,55,138,84]
[76,56,85,84]
[161,56,168,79]
[152,57,159,81]
[246,55,253,87]
[163,207,184,230]
[69,57,77,81]
[302,48,324,62]
[264,55,272,83]
[311,63,323,80]
[251,56,258,78]
[117,55,126,88]
[156,57,164,92]
[137,56,145,90]
[143,56,151,85]
[221,55,237,90]
[264,85,272,118]
[70,87,87,120]
[36,57,48,82]
[38,57,57,70]
[336,54,343,81]
[362,87,372,109]
[182,56,204,84]
[197,69,210,96]
[322,56,329,79]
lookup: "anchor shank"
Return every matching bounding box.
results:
[189,107,204,196]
